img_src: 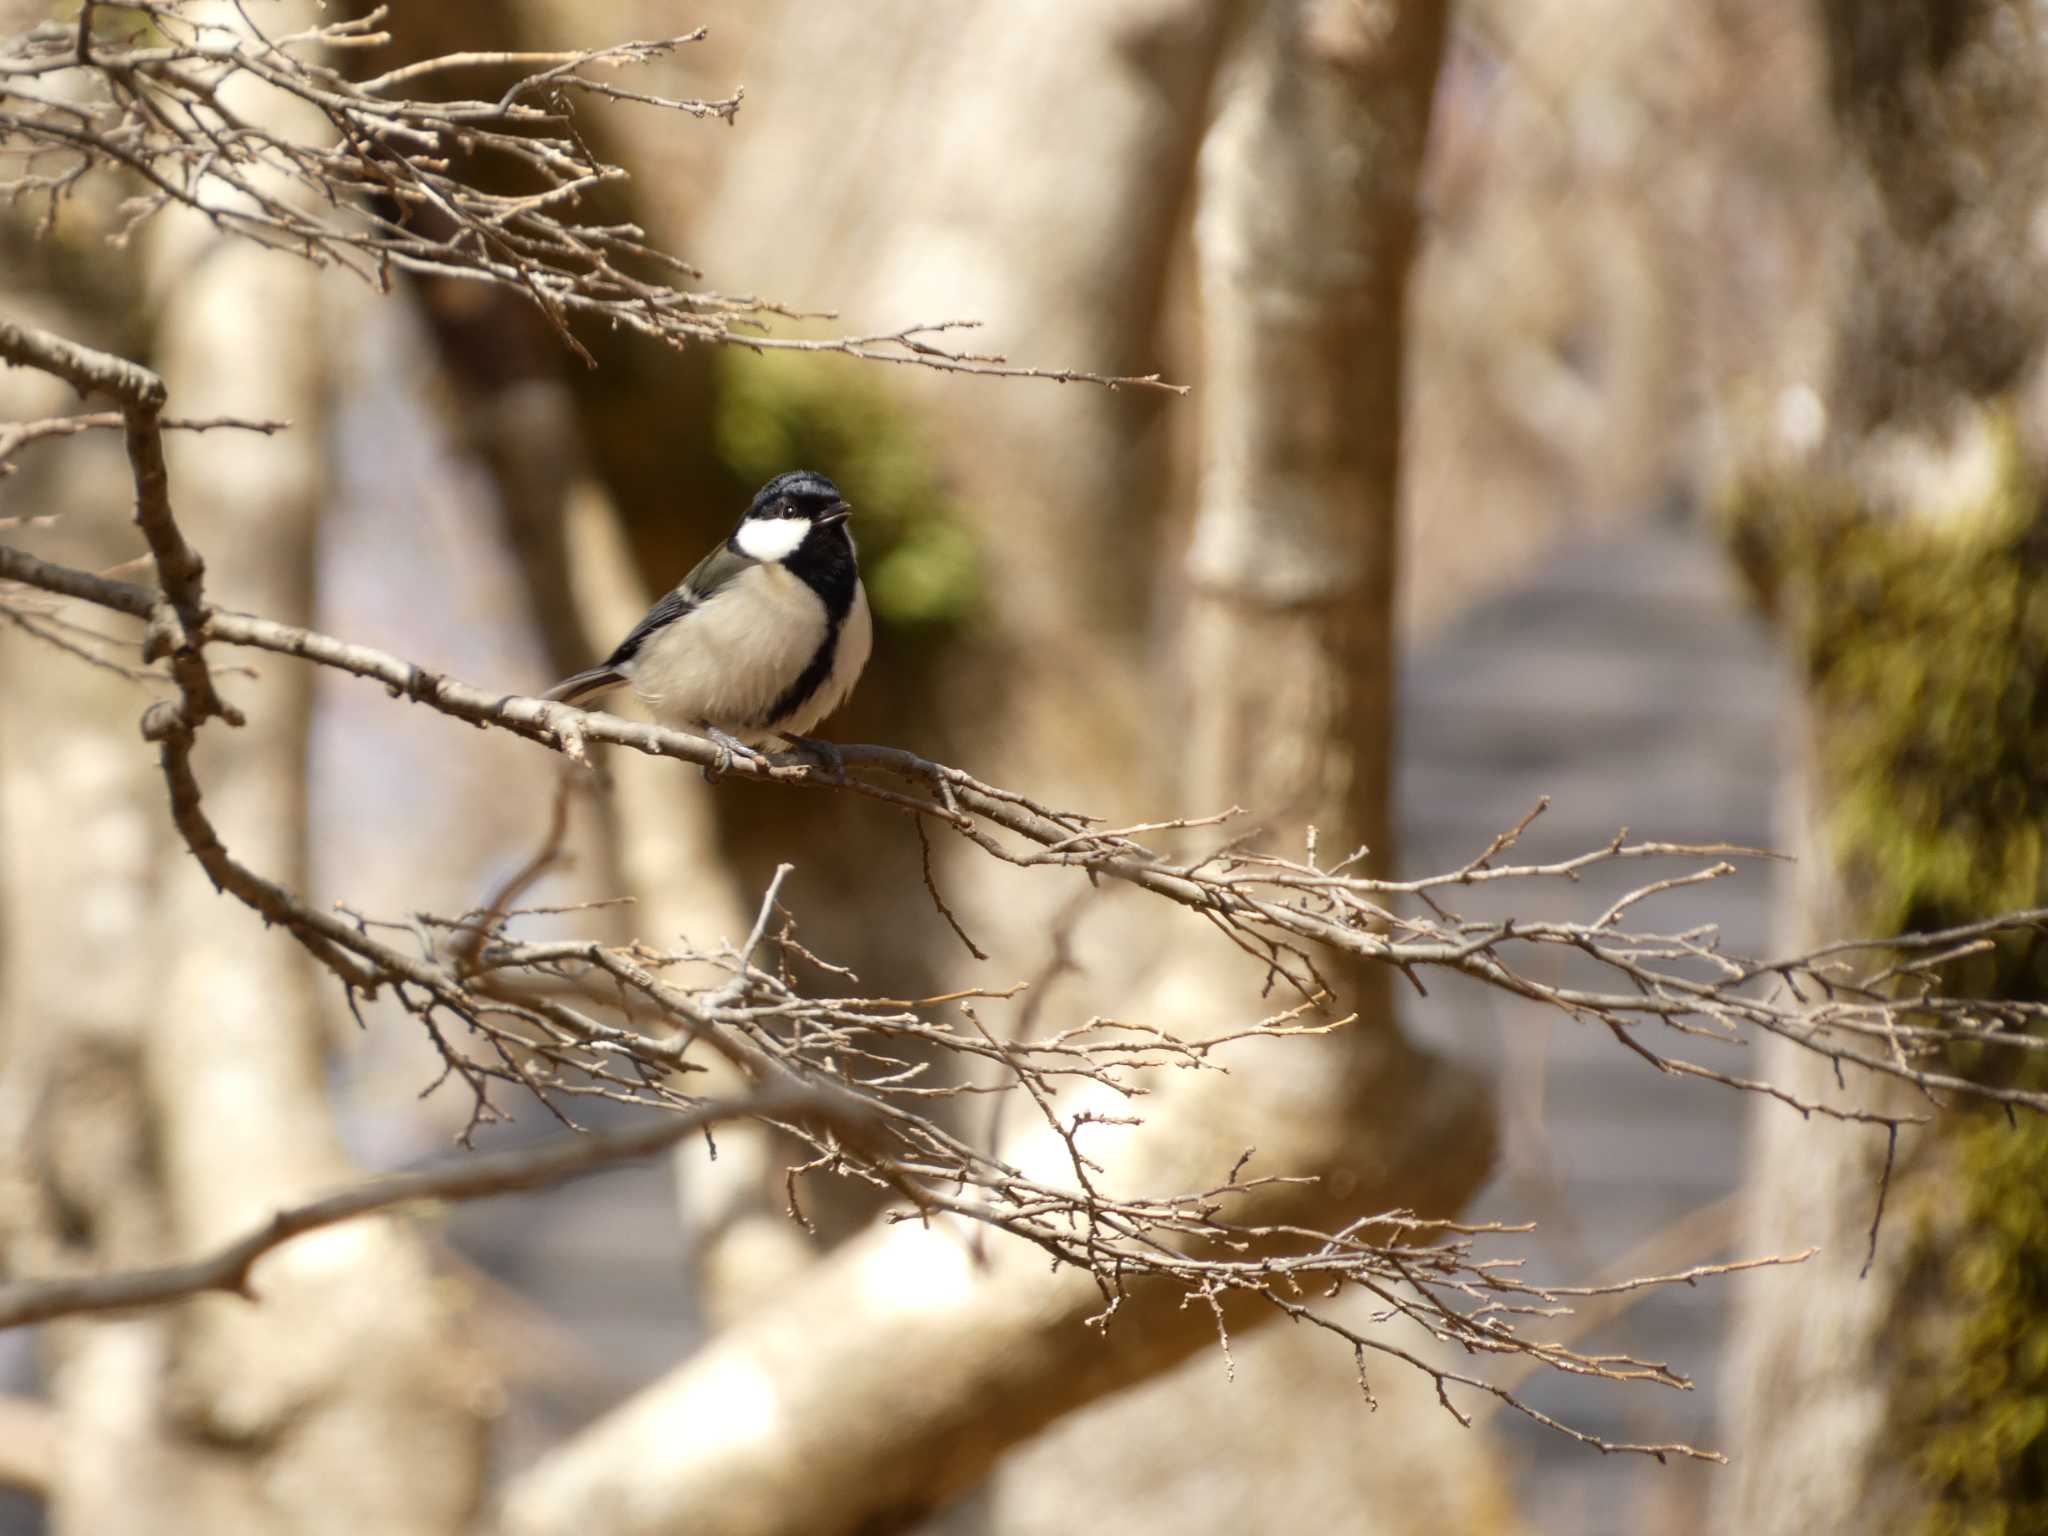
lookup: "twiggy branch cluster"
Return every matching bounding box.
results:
[0,1,1181,390]
[5,312,2046,1461]
[1,3,2041,1464]
[9,520,2044,1130]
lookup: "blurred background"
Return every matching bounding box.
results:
[4,1,2047,1533]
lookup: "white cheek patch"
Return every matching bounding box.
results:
[735,516,810,562]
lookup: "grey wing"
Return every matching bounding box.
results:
[601,542,754,670]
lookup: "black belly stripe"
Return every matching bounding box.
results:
[755,611,841,731]
[756,523,859,731]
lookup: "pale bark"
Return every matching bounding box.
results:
[500,1068,1484,1536]
[990,1306,1521,1535]
[0,282,181,1534]
[1720,713,1928,1529]
[1185,0,1439,865]
[3,8,492,1526]
[330,0,780,1317]
[0,1395,55,1497]
[120,225,488,1536]
[994,5,1496,1526]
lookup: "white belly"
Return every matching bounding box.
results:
[622,564,826,738]
[620,568,870,742]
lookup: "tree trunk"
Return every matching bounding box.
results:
[992,5,1504,1528]
[3,10,493,1526]
[328,0,772,1320]
[1716,3,2048,1528]
[122,216,489,1536]
[0,272,181,1533]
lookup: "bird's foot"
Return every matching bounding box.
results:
[702,725,769,781]
[781,732,846,779]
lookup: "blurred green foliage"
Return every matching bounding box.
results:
[1726,422,2048,1533]
[712,352,977,631]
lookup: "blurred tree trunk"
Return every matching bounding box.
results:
[1717,2,2048,1529]
[0,274,170,1530]
[681,0,1215,795]
[2,12,492,1527]
[330,0,744,945]
[502,5,1496,1535]
[329,0,766,1314]
[122,218,489,1536]
[993,4,1508,1528]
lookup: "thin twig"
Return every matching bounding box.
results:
[0,1086,857,1330]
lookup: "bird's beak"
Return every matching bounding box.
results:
[818,502,852,526]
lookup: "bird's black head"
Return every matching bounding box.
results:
[745,470,849,525]
[732,470,853,566]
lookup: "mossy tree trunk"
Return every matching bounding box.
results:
[1717,3,2048,1529]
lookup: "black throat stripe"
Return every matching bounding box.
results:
[782,523,858,621]
[753,523,858,731]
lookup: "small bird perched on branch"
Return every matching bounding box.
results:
[543,470,872,772]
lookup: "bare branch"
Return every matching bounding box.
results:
[0,410,286,474]
[0,499,1998,1459]
[5,532,2048,1132]
[0,7,1180,392]
[0,76,2026,1452]
[0,1086,861,1330]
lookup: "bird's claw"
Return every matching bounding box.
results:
[702,726,768,782]
[782,733,846,779]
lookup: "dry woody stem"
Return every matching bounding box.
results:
[2,3,2042,1467]
[4,313,2043,1462]
[1,3,1180,390]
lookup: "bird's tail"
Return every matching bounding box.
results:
[541,668,626,705]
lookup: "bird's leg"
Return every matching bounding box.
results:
[702,725,768,781]
[781,732,845,779]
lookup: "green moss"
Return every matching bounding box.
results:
[1911,1108,2048,1536]
[1734,430,2048,939]
[1726,419,2048,1532]
[712,352,978,630]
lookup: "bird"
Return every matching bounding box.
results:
[542,469,872,774]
